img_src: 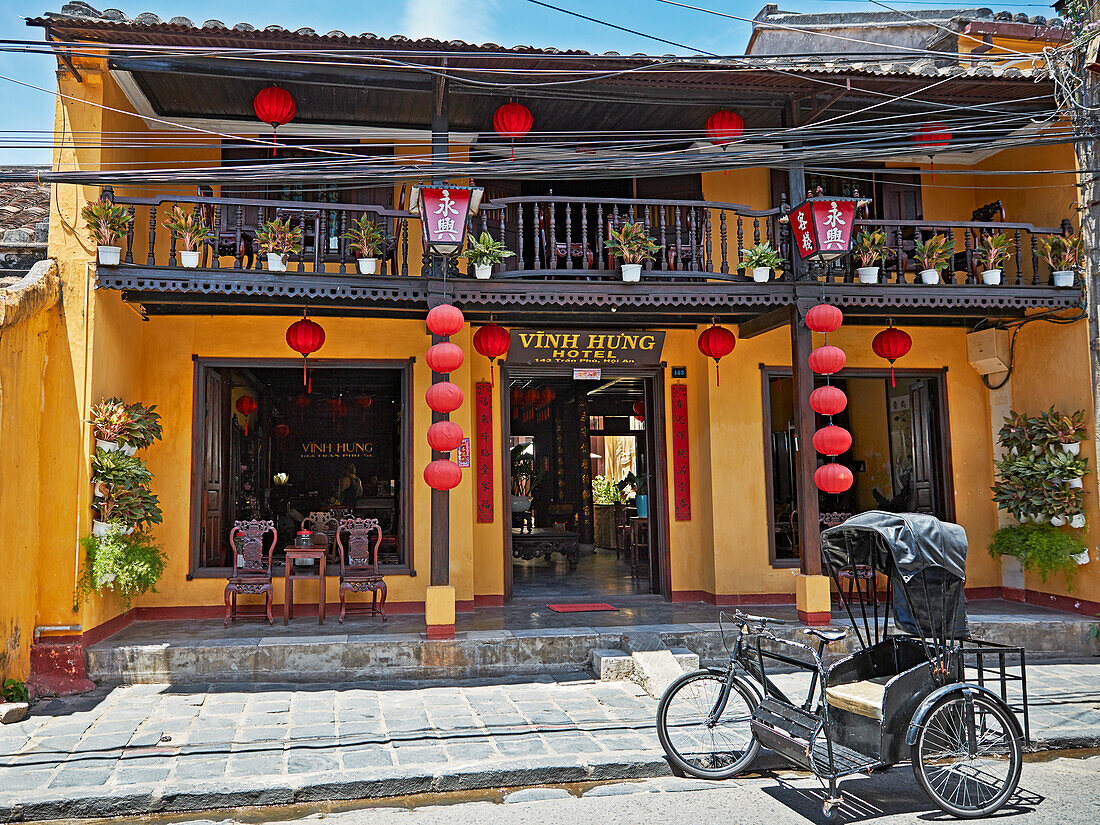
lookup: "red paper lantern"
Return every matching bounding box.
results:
[632,400,646,422]
[253,86,296,156]
[698,324,736,385]
[235,395,258,436]
[912,122,951,182]
[872,326,912,386]
[293,393,311,409]
[473,323,511,385]
[426,342,464,374]
[286,316,326,390]
[426,381,464,413]
[705,110,744,146]
[539,387,556,407]
[815,462,854,494]
[493,102,533,139]
[326,397,348,423]
[427,420,465,453]
[426,303,464,337]
[808,345,846,375]
[809,385,847,416]
[805,303,843,334]
[521,387,541,407]
[510,387,525,408]
[424,459,462,491]
[274,423,290,439]
[813,424,852,456]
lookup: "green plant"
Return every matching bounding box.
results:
[161,205,212,252]
[853,228,888,267]
[912,233,954,271]
[975,232,1012,270]
[989,524,1083,588]
[124,402,163,449]
[604,222,661,264]
[997,410,1035,455]
[255,217,304,260]
[341,215,390,258]
[1038,407,1087,447]
[592,475,625,506]
[1041,234,1082,271]
[86,397,130,444]
[77,528,167,609]
[93,485,162,530]
[741,242,784,271]
[91,448,152,491]
[1047,450,1088,480]
[2,678,29,703]
[81,199,131,247]
[463,231,516,266]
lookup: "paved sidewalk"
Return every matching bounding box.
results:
[2,661,1098,821]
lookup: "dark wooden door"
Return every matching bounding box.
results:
[200,368,230,567]
[881,175,923,222]
[908,378,940,515]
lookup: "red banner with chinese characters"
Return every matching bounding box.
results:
[791,198,857,260]
[475,381,494,523]
[671,384,691,521]
[420,187,472,255]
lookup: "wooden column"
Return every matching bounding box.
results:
[790,303,822,576]
[429,332,449,587]
[424,70,449,278]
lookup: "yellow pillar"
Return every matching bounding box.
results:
[425,585,456,639]
[795,574,832,626]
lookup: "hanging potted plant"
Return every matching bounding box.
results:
[974,232,1012,285]
[81,199,132,266]
[77,528,166,609]
[256,217,303,273]
[852,228,887,284]
[92,485,163,537]
[91,447,152,502]
[740,242,784,283]
[604,222,660,282]
[161,205,213,269]
[123,401,163,453]
[1039,407,1087,455]
[1041,234,1080,287]
[912,233,953,284]
[463,231,515,279]
[341,215,391,275]
[1048,450,1089,489]
[87,397,129,452]
[997,410,1034,457]
[989,523,1084,590]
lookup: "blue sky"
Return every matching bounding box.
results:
[0,0,1055,165]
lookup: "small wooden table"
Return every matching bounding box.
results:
[511,528,580,571]
[283,548,327,625]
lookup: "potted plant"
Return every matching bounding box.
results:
[510,443,539,516]
[853,228,888,284]
[77,528,166,609]
[592,475,624,548]
[604,222,660,282]
[1041,234,1080,287]
[1040,408,1087,455]
[92,485,163,535]
[463,231,515,279]
[975,233,1012,285]
[123,401,163,452]
[91,448,152,501]
[1048,451,1089,489]
[997,410,1034,456]
[341,215,391,274]
[989,523,1084,589]
[81,199,132,265]
[87,397,129,452]
[161,205,212,268]
[912,233,954,284]
[741,242,784,283]
[256,217,303,273]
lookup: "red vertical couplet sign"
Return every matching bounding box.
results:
[671,384,691,521]
[475,381,494,523]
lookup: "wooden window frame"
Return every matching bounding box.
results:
[187,356,416,579]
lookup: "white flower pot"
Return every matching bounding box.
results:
[510,495,532,513]
[981,269,1002,285]
[1062,442,1081,456]
[267,253,287,272]
[919,268,940,284]
[621,263,642,282]
[752,267,772,283]
[1033,512,1050,524]
[1071,514,1087,529]
[1072,549,1090,565]
[121,443,137,457]
[1050,515,1067,527]
[92,520,114,537]
[96,439,119,453]
[856,266,879,284]
[1068,477,1083,489]
[474,264,493,280]
[357,257,378,275]
[97,245,121,266]
[121,525,134,536]
[1016,514,1028,524]
[1053,270,1075,287]
[180,250,200,268]
[93,481,108,499]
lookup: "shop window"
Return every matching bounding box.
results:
[190,360,412,576]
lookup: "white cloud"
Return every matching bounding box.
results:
[403,0,499,44]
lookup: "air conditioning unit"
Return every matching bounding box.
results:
[966,328,1011,376]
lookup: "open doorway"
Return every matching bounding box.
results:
[503,371,667,602]
[764,368,953,566]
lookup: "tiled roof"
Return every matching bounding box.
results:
[0,175,50,239]
[754,6,1064,29]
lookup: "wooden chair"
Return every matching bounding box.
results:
[224,519,277,627]
[303,511,339,562]
[629,516,649,578]
[335,516,387,623]
[198,185,255,268]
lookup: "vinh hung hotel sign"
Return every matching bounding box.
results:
[507,330,665,367]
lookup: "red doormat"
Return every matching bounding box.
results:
[547,603,618,613]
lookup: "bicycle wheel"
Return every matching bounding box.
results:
[656,669,760,779]
[912,691,1023,819]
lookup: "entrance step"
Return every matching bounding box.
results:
[590,633,700,698]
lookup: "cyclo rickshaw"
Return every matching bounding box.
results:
[657,511,1027,819]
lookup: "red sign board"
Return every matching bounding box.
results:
[790,198,858,261]
[420,187,473,255]
[475,382,494,523]
[671,384,691,521]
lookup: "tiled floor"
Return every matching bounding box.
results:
[512,546,654,601]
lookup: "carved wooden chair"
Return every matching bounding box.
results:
[335,516,387,623]
[225,519,277,627]
[303,511,339,561]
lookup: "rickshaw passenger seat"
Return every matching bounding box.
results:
[804,627,847,643]
[824,681,886,721]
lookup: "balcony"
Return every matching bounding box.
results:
[95,190,1081,322]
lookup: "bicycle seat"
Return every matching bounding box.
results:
[803,627,847,643]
